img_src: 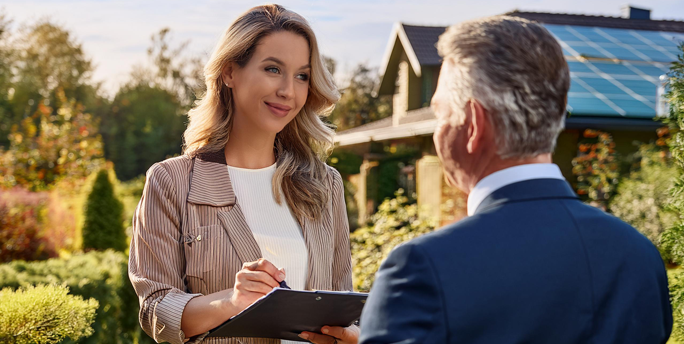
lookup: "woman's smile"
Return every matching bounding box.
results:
[265,101,292,117]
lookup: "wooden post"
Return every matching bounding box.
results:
[416,155,443,221]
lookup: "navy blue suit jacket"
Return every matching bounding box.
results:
[359,179,672,344]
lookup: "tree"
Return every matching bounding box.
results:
[82,169,126,252]
[99,28,202,180]
[660,45,684,266]
[0,17,104,148]
[0,90,105,191]
[328,63,392,132]
[659,43,684,341]
[101,83,186,181]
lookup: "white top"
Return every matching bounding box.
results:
[227,163,309,344]
[467,163,565,216]
[226,163,309,290]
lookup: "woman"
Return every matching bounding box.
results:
[128,5,358,344]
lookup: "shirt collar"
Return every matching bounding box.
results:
[467,163,565,216]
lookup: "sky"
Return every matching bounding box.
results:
[3,0,684,97]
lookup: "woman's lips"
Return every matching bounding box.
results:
[265,102,291,117]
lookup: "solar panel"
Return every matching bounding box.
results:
[544,24,683,119]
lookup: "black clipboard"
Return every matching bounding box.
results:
[206,288,368,342]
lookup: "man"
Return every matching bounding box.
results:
[359,16,672,344]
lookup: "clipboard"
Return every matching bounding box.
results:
[206,288,368,342]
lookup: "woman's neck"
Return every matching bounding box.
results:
[224,121,277,169]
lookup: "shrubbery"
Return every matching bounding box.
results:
[572,129,620,209]
[0,284,98,344]
[350,190,436,292]
[609,142,677,260]
[0,188,57,262]
[0,250,153,344]
[82,169,126,251]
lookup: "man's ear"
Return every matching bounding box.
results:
[222,62,236,88]
[466,99,488,154]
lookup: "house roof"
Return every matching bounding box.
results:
[376,23,446,95]
[345,8,684,146]
[401,24,446,66]
[506,10,684,33]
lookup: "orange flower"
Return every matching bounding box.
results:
[584,129,599,138]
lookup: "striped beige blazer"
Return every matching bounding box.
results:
[128,150,353,344]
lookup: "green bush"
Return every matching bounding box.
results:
[662,43,684,343]
[0,284,98,344]
[609,143,677,260]
[0,250,153,344]
[82,169,126,252]
[351,190,437,292]
[572,129,620,209]
[670,269,684,342]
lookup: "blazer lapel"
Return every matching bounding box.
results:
[187,152,235,207]
[218,204,262,264]
[299,214,333,291]
[187,150,262,264]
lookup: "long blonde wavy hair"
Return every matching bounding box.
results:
[183,4,340,222]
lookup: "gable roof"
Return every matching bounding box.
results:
[401,24,446,66]
[506,10,684,33]
[376,23,446,95]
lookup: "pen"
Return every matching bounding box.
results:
[279,280,291,289]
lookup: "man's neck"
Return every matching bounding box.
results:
[467,153,553,194]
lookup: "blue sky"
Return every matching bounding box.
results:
[3,0,684,96]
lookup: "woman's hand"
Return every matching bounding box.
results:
[229,258,285,312]
[298,325,359,344]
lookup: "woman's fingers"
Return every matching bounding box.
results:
[321,325,359,341]
[237,269,280,288]
[298,331,337,344]
[236,279,275,295]
[242,258,285,282]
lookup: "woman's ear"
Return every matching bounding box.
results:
[222,62,236,88]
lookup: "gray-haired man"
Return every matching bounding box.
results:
[359,16,672,344]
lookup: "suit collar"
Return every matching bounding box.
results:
[467,164,564,216]
[187,150,236,207]
[474,178,579,215]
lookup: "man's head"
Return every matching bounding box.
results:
[431,16,570,193]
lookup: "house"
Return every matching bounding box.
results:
[334,6,684,225]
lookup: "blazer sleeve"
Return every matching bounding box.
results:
[329,168,353,291]
[359,242,448,344]
[128,163,202,344]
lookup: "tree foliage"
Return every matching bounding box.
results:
[0,17,101,148]
[0,284,98,344]
[99,28,201,181]
[82,169,126,252]
[328,64,391,132]
[0,90,104,191]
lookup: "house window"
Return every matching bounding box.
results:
[422,68,433,107]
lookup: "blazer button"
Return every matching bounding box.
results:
[196,235,202,241]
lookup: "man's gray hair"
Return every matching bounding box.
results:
[437,16,570,159]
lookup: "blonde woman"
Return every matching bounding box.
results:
[128,5,358,344]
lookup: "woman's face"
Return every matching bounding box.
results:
[224,31,311,136]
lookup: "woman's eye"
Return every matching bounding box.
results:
[297,73,310,81]
[266,67,280,74]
